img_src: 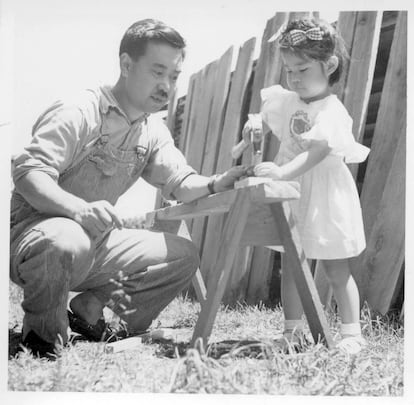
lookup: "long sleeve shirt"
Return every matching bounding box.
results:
[12,85,196,200]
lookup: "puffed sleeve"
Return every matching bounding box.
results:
[301,97,370,163]
[260,85,291,139]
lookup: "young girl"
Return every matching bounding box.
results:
[236,18,370,354]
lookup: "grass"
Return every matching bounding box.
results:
[8,282,404,395]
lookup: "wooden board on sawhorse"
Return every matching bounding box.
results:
[146,178,335,349]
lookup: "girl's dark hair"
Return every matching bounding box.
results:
[119,19,186,61]
[279,18,348,85]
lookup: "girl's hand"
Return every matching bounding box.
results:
[253,162,283,180]
[242,121,254,144]
[242,114,263,144]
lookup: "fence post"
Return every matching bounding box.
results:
[351,11,406,312]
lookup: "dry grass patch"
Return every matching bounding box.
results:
[8,283,404,395]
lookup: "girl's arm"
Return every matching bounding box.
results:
[231,139,250,160]
[254,141,331,180]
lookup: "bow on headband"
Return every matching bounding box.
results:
[268,26,323,46]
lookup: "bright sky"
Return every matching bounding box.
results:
[3,0,341,154]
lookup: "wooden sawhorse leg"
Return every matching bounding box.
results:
[178,220,208,305]
[191,189,251,347]
[270,201,335,348]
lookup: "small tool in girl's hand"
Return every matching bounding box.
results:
[231,114,264,160]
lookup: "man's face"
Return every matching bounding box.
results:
[122,42,183,114]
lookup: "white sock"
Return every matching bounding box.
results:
[284,319,304,336]
[340,322,361,338]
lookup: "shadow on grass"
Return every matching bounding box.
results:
[156,338,277,360]
[9,328,23,358]
[9,327,296,361]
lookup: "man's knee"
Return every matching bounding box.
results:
[41,218,95,266]
[11,217,95,286]
[175,237,200,274]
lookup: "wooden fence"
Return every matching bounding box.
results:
[167,10,406,315]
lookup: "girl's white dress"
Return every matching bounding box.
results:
[261,85,370,260]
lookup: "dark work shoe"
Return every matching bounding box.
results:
[67,310,107,342]
[21,330,57,359]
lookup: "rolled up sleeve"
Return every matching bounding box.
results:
[142,120,196,200]
[12,101,86,184]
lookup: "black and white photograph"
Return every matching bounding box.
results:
[1,0,411,403]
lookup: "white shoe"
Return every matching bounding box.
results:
[336,335,367,355]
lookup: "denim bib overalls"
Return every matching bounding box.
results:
[10,115,199,344]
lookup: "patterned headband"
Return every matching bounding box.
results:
[268,25,324,46]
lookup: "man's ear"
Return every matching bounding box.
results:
[326,55,339,76]
[119,53,132,78]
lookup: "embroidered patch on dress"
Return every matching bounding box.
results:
[290,110,311,136]
[289,110,311,150]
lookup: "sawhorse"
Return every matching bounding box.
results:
[146,178,334,349]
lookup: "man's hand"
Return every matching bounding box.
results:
[72,200,123,239]
[253,162,283,180]
[213,165,247,192]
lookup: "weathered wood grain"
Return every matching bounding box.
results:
[332,12,358,101]
[147,181,299,222]
[365,122,405,313]
[191,189,252,347]
[191,47,233,255]
[343,12,382,143]
[352,11,406,306]
[166,87,178,134]
[198,38,256,282]
[178,73,196,154]
[185,61,218,238]
[186,61,218,174]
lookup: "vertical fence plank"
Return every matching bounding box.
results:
[351,11,406,308]
[184,70,206,166]
[343,12,382,144]
[332,12,358,101]
[178,73,196,154]
[166,87,178,134]
[201,47,234,175]
[217,38,256,172]
[186,61,218,173]
[191,47,234,254]
[315,11,382,301]
[199,38,256,285]
[227,12,288,303]
[187,61,219,242]
[365,124,405,313]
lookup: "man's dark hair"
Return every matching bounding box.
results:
[119,19,186,60]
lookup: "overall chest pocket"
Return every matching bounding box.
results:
[59,140,149,204]
[89,143,148,178]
